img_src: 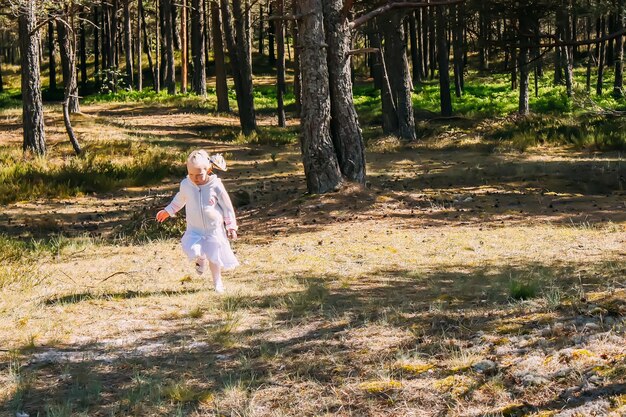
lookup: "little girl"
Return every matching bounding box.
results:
[156,150,239,293]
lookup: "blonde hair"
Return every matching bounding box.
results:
[186,149,211,170]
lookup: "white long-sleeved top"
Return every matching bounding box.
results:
[164,175,238,236]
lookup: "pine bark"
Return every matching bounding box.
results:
[19,0,46,155]
[381,12,416,140]
[479,6,489,70]
[437,5,452,116]
[79,10,87,86]
[268,1,275,65]
[48,20,57,91]
[259,4,264,56]
[137,0,143,90]
[220,0,257,134]
[211,0,230,112]
[518,7,531,115]
[191,0,207,95]
[181,0,188,93]
[323,0,366,183]
[368,27,383,90]
[452,4,464,97]
[275,0,286,127]
[291,1,301,115]
[408,11,421,85]
[558,3,573,97]
[597,16,606,95]
[155,0,161,92]
[94,6,99,86]
[124,0,134,87]
[296,0,342,194]
[57,18,80,113]
[163,0,177,93]
[614,0,624,97]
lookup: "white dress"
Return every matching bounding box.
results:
[164,175,239,269]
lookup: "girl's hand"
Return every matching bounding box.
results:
[227,229,238,240]
[156,210,170,223]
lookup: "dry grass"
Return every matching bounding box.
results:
[0,99,625,417]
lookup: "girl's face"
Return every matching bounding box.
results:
[188,165,211,185]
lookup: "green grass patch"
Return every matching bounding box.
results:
[0,89,21,110]
[489,114,626,151]
[0,141,184,204]
[233,126,299,146]
[509,279,539,300]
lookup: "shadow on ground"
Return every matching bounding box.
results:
[2,261,624,416]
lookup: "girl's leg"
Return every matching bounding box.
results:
[181,236,208,275]
[209,262,225,293]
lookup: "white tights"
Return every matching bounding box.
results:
[209,261,222,286]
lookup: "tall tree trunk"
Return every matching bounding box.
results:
[57,18,80,113]
[614,0,624,97]
[554,21,563,84]
[275,0,286,127]
[211,0,230,111]
[452,4,463,97]
[258,3,264,56]
[296,0,342,194]
[421,6,429,78]
[268,1,275,65]
[558,3,573,96]
[112,0,119,82]
[0,54,3,92]
[94,6,100,86]
[368,26,383,90]
[48,20,57,91]
[607,12,615,66]
[245,0,252,64]
[572,5,579,58]
[519,8,531,115]
[79,9,87,86]
[428,3,436,78]
[292,3,301,115]
[437,5,452,116]
[172,2,181,50]
[163,0,176,93]
[155,0,161,92]
[597,15,606,95]
[137,0,143,90]
[204,0,210,71]
[511,44,517,90]
[375,26,398,134]
[220,0,257,134]
[191,0,207,95]
[479,6,489,70]
[323,0,366,183]
[181,0,188,93]
[415,10,425,81]
[102,5,109,71]
[19,0,46,155]
[408,11,421,85]
[586,9,593,92]
[59,13,82,155]
[124,0,134,88]
[381,12,416,140]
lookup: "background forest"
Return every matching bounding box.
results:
[0,0,625,416]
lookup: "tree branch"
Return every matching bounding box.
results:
[349,0,466,30]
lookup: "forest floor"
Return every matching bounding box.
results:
[0,98,625,417]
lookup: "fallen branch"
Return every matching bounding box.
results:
[98,270,141,284]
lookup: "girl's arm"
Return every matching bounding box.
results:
[157,183,187,222]
[215,180,238,233]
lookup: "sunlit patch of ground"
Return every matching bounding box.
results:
[0,100,625,416]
